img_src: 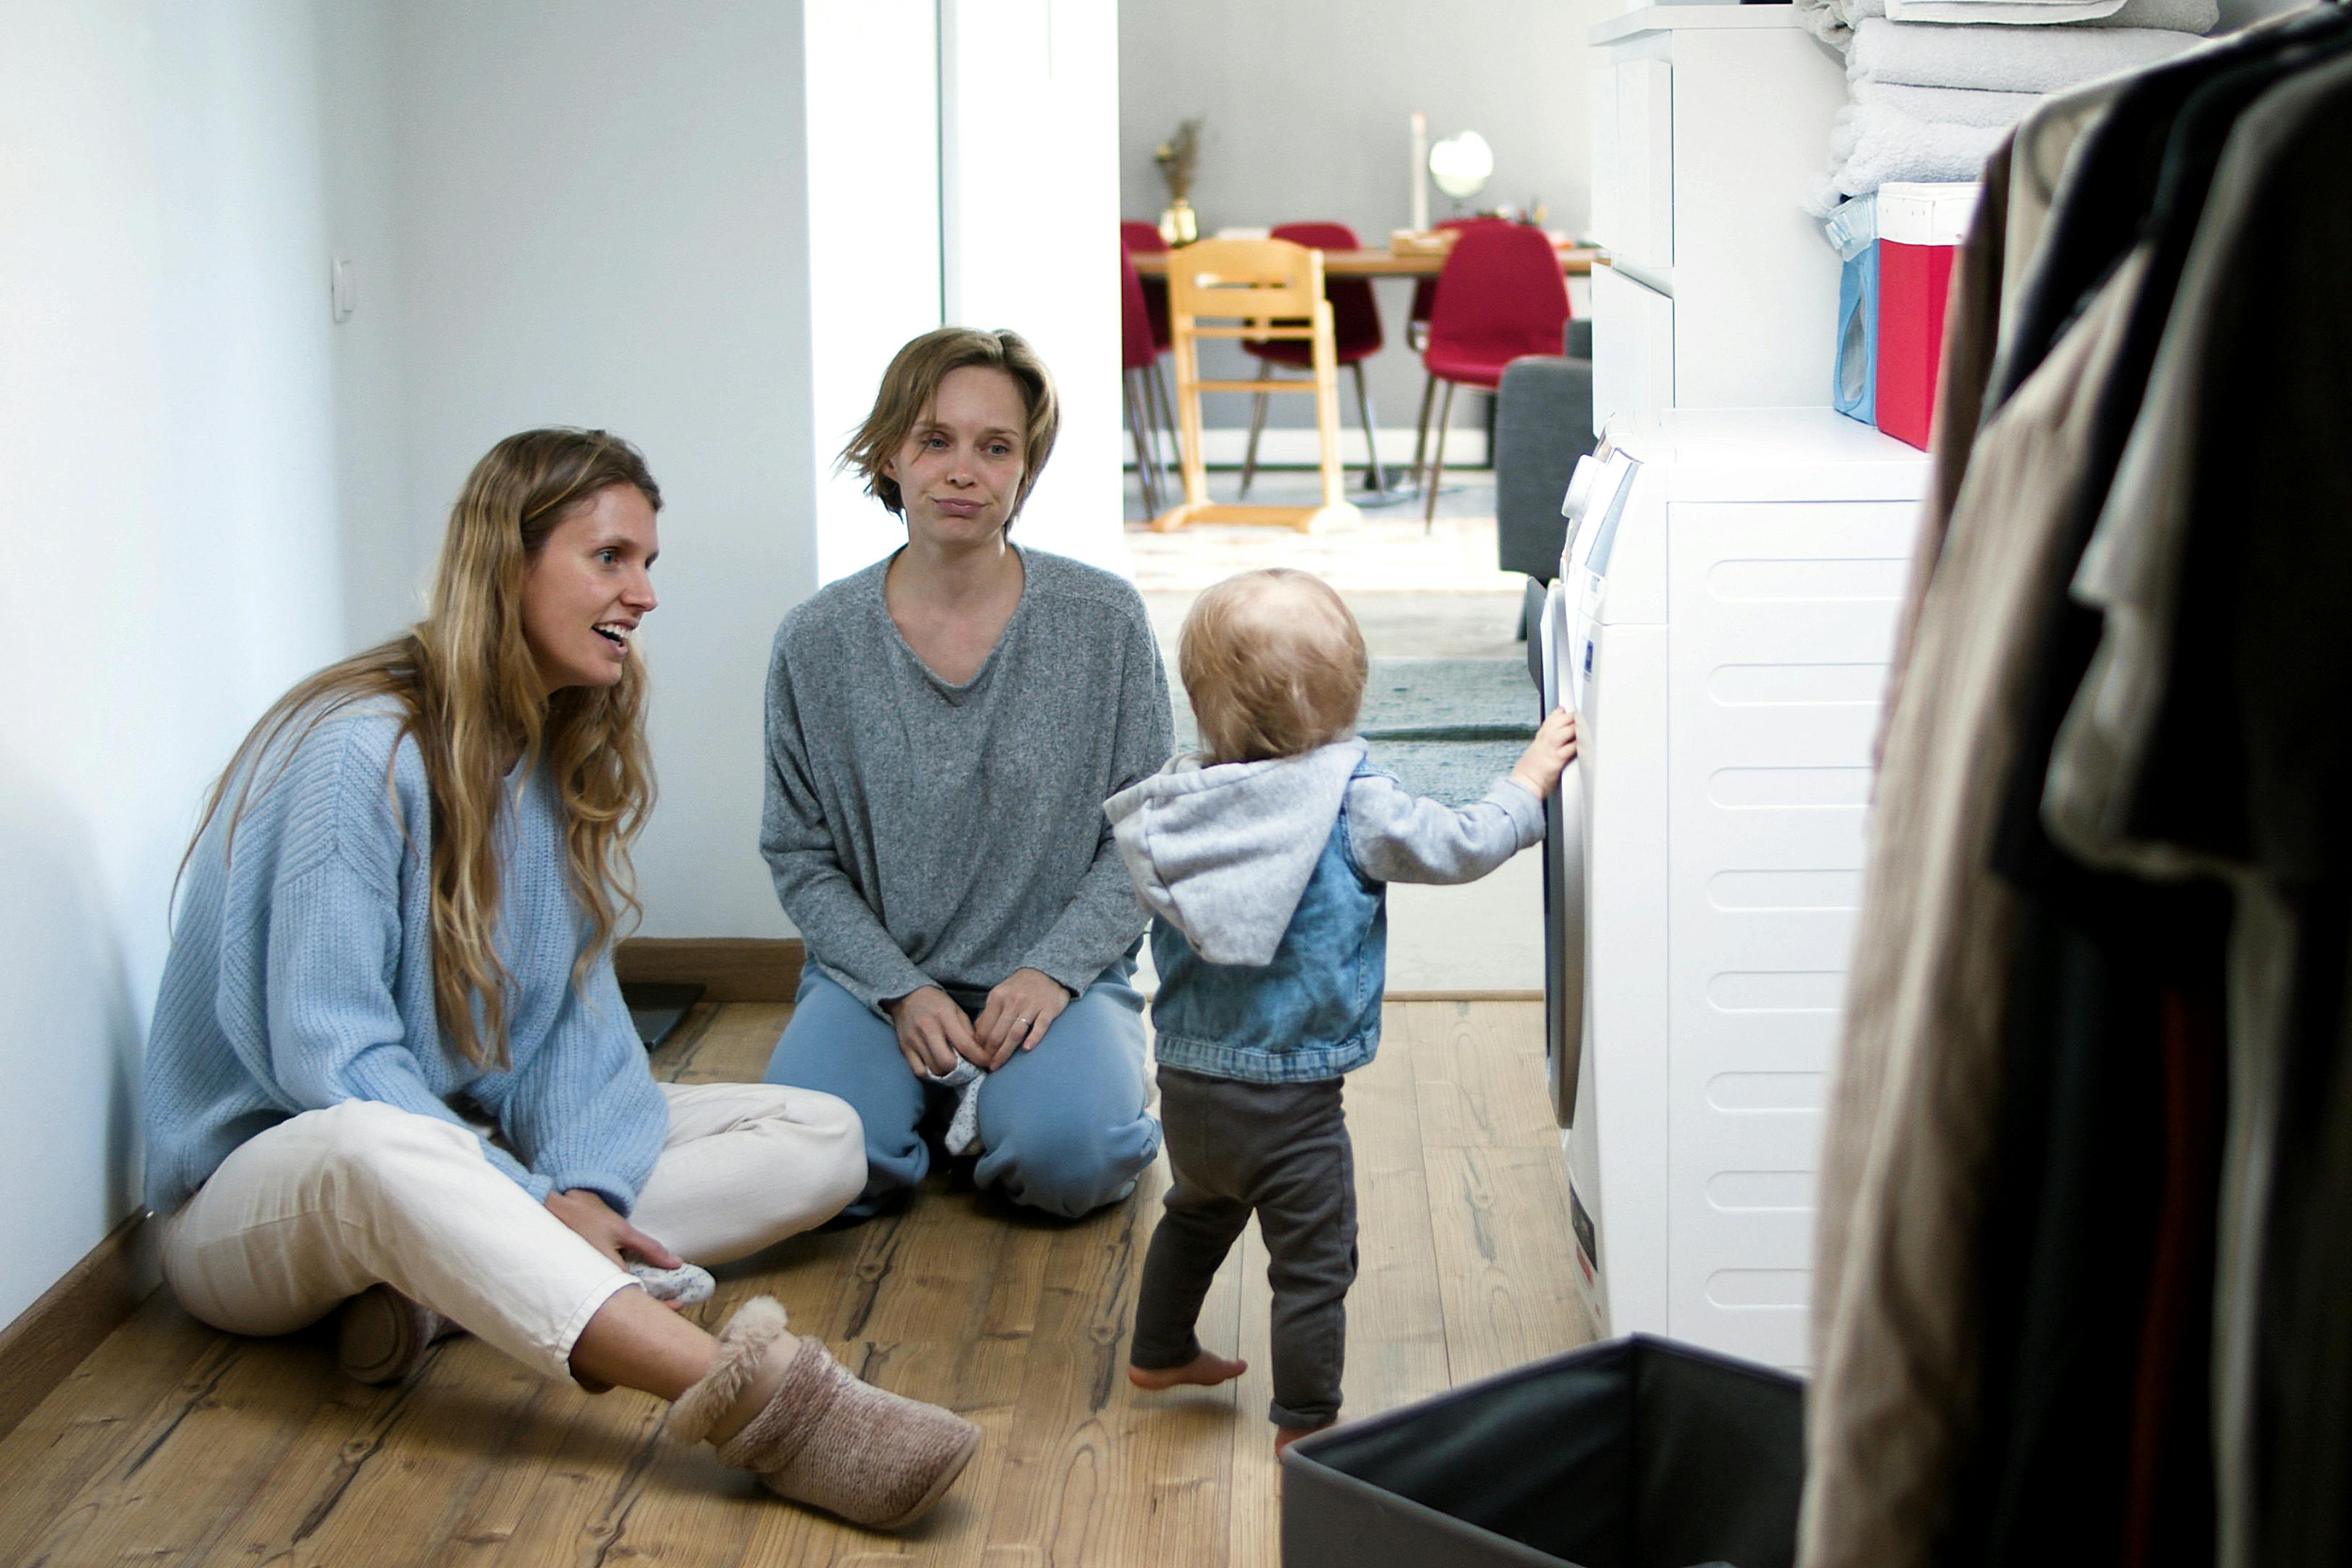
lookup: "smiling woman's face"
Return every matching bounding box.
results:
[883,364,1029,548]
[518,482,659,696]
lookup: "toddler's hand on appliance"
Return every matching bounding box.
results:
[1509,708,1579,799]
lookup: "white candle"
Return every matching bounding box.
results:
[1410,110,1429,234]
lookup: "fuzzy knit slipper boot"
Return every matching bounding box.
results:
[335,1284,460,1385]
[669,1297,979,1530]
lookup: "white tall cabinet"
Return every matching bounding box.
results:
[1587,7,1850,433]
[1559,7,1932,1371]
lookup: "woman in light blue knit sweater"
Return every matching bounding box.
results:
[142,430,978,1530]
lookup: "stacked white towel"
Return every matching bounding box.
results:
[1809,7,2209,213]
[1797,0,2218,50]
[1889,0,2128,20]
[1848,15,2205,91]
[1810,102,2012,211]
[1852,78,2046,128]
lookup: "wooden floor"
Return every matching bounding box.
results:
[0,1000,1591,1567]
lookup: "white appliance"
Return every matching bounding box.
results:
[1543,407,1927,1371]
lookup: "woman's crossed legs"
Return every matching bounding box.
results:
[158,1082,865,1383]
[157,1084,981,1524]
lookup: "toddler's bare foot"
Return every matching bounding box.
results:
[1127,1350,1247,1391]
[1275,1421,1334,1455]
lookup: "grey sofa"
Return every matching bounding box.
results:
[1494,318,1596,584]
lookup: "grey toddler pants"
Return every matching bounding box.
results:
[1129,1066,1357,1429]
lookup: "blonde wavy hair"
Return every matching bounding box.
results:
[186,428,661,1069]
[1180,568,1367,764]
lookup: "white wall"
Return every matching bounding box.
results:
[942,0,1127,573]
[317,0,422,646]
[814,0,1128,581]
[0,0,830,1323]
[389,1,1127,936]
[0,0,365,1326]
[1119,0,1603,439]
[807,1,946,589]
[381,0,821,942]
[1,0,1131,1330]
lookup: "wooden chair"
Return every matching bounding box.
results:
[1153,237,1362,535]
[1239,221,1386,498]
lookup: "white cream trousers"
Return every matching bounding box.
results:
[158,1083,865,1381]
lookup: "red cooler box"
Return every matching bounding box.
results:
[1874,181,1980,450]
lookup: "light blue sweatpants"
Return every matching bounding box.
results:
[763,965,1160,1220]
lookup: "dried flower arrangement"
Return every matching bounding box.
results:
[1154,118,1202,203]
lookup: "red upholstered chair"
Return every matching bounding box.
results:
[1120,219,1172,355]
[1404,216,1510,352]
[1120,220,1178,496]
[1120,240,1173,518]
[1238,221,1388,494]
[1406,216,1512,481]
[1417,223,1572,524]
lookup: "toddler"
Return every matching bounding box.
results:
[1105,568,1577,1449]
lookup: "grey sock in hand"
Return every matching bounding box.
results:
[627,1259,716,1305]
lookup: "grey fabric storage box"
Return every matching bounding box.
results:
[1281,1335,1802,1568]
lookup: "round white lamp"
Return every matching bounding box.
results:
[1428,131,1495,214]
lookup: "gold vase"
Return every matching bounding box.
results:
[1158,197,1198,248]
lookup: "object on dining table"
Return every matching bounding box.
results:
[1155,117,1203,247]
[1391,228,1456,255]
[1392,221,1570,256]
[1410,110,1430,232]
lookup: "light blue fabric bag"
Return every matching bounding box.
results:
[1826,195,1879,425]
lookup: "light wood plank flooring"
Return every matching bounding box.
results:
[0,1000,1592,1567]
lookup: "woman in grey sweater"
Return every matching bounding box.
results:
[761,327,1174,1219]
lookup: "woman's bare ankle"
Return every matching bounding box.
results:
[1128,1349,1247,1391]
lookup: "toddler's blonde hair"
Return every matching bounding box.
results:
[1179,569,1367,764]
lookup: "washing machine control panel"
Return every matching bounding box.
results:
[1559,449,1643,712]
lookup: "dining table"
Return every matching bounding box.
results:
[1129,242,1603,279]
[1127,234,1605,534]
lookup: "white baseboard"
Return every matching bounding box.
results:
[1128,427,1488,470]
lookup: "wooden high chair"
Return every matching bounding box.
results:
[1153,237,1363,534]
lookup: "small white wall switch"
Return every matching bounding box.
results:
[330,256,356,322]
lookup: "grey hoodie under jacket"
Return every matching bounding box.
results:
[1103,738,1544,968]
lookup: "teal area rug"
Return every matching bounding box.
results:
[1170,658,1539,805]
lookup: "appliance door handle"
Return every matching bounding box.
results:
[1549,751,1588,1130]
[1523,578,1549,690]
[1537,580,1588,1129]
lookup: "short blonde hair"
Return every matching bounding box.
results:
[1180,570,1367,764]
[839,327,1059,524]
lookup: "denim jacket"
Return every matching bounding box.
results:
[1149,769,1388,1081]
[1105,738,1545,1086]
